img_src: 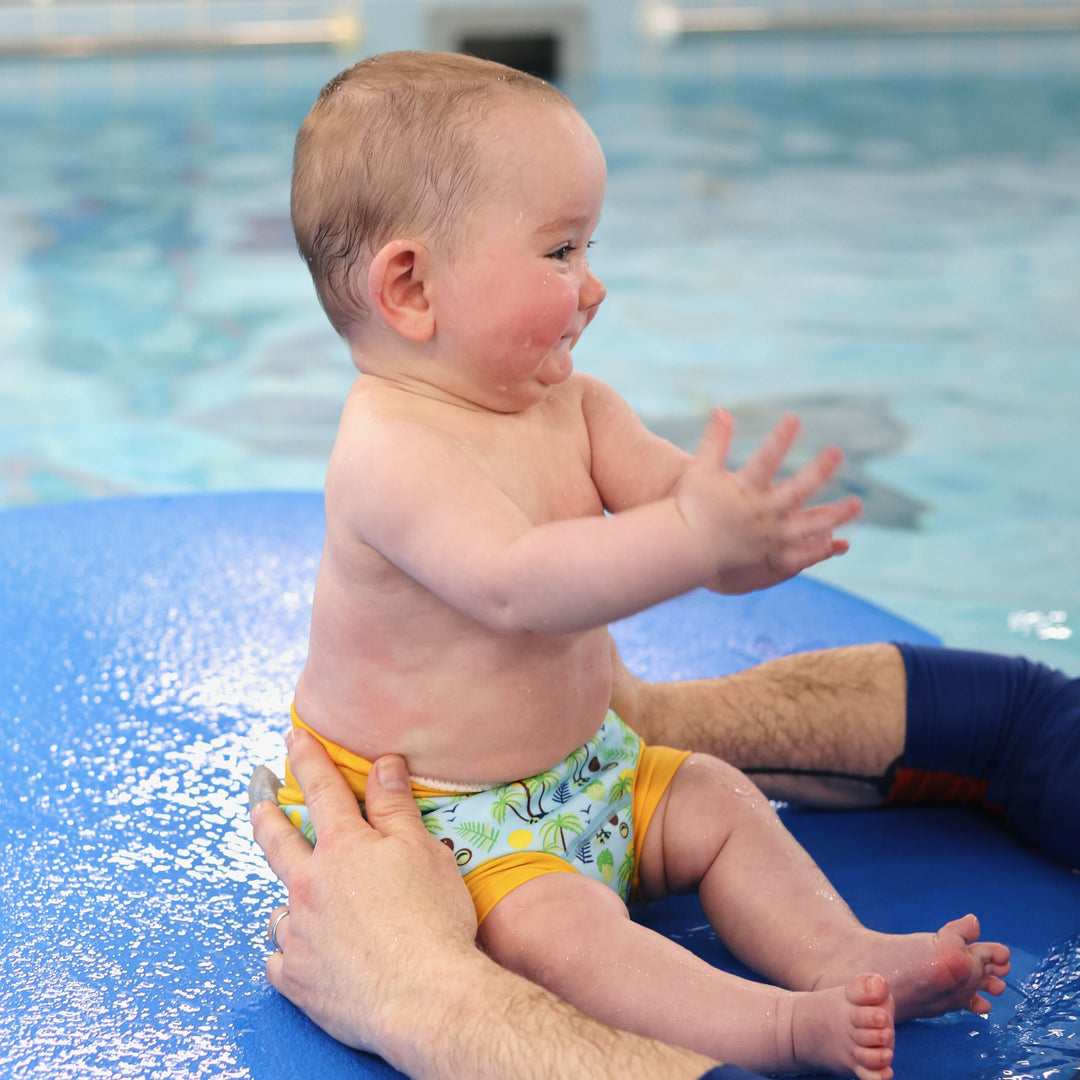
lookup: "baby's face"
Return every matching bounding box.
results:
[428,97,608,412]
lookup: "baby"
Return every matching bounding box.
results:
[275,51,1009,1079]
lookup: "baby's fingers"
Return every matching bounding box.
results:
[772,444,847,514]
[738,413,801,490]
[694,408,734,470]
[772,528,852,576]
[789,494,863,535]
[770,499,862,572]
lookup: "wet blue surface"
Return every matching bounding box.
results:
[1,492,1077,1078]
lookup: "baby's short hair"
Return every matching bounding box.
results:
[291,50,573,338]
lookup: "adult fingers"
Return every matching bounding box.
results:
[251,797,313,889]
[285,728,373,839]
[266,903,291,953]
[738,413,801,490]
[363,754,431,838]
[264,946,290,1001]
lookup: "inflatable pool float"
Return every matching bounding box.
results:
[1,492,1077,1078]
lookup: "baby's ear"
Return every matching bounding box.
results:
[367,239,435,343]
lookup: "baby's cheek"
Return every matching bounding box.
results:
[524,275,579,341]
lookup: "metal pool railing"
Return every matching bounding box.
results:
[0,0,361,59]
[640,0,1080,37]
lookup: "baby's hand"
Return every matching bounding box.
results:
[674,409,862,595]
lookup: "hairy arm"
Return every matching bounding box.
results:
[393,952,719,1080]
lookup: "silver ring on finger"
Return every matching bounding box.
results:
[269,908,290,952]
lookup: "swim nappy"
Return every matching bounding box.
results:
[278,709,690,922]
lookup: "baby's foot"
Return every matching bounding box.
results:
[818,914,1010,1022]
[788,973,895,1080]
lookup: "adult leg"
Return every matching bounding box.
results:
[612,635,1080,865]
[478,871,896,1080]
[892,644,1080,866]
[610,637,906,807]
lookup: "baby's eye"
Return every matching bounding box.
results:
[548,240,595,262]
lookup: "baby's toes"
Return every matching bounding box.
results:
[852,1020,894,1049]
[986,945,1011,975]
[853,1049,894,1080]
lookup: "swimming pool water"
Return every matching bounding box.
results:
[1,39,1078,673]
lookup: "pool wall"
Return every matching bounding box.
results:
[4,0,1080,110]
[3,0,1080,71]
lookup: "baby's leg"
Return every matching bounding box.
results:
[640,754,1010,1022]
[479,872,895,1079]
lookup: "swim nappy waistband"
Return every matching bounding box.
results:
[277,705,471,811]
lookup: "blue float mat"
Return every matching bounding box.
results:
[1,493,1077,1079]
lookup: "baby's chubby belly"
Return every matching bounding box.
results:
[294,626,615,786]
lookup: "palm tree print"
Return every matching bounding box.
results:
[608,770,633,803]
[491,784,530,825]
[522,768,561,816]
[540,812,586,854]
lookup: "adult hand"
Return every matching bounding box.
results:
[250,730,478,1059]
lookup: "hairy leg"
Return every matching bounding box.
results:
[639,753,1009,1022]
[613,635,1080,866]
[478,873,895,1079]
[610,637,905,808]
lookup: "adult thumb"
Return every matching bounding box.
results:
[364,755,425,835]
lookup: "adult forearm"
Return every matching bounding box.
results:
[388,947,717,1080]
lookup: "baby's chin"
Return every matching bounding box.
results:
[538,344,575,386]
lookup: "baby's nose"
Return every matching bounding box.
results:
[581,268,606,310]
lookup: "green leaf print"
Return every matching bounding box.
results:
[454,820,501,853]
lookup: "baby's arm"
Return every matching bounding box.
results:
[582,377,861,595]
[335,401,857,636]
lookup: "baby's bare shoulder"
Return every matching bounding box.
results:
[334,382,471,458]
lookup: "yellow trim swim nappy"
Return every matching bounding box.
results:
[278,707,690,923]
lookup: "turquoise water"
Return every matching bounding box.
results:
[1,41,1078,672]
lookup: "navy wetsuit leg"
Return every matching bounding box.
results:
[893,643,1080,867]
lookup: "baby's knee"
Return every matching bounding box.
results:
[478,872,629,978]
[675,752,768,809]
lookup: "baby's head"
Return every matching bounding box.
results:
[292,50,579,340]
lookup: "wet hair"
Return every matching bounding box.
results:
[291,50,574,338]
